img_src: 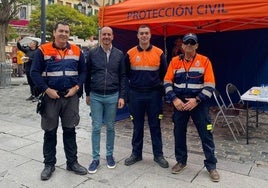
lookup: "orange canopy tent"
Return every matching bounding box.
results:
[99,0,268,120]
[99,0,268,36]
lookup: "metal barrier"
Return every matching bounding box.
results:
[0,62,13,88]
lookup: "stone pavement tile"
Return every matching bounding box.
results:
[194,168,268,188]
[0,150,30,174]
[3,160,88,188]
[126,172,196,188]
[0,178,23,188]
[23,129,45,143]
[0,119,40,137]
[76,126,91,139]
[250,164,268,181]
[76,180,113,188]
[0,133,35,152]
[217,159,252,175]
[83,153,168,187]
[163,144,175,158]
[0,114,39,130]
[76,136,90,155]
[13,142,67,166]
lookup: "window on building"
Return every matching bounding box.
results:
[20,6,27,19]
[48,0,54,4]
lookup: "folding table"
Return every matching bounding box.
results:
[241,87,268,144]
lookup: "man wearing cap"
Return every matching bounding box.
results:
[163,33,220,182]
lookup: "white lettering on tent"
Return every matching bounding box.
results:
[126,3,228,20]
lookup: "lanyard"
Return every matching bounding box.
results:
[182,58,195,79]
[182,55,203,79]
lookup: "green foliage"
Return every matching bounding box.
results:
[6,25,18,41]
[29,4,98,41]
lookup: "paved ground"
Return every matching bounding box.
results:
[0,76,268,187]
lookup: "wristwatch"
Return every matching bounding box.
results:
[195,96,201,104]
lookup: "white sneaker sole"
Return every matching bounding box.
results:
[107,164,116,169]
[88,169,97,174]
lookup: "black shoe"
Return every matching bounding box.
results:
[154,156,169,168]
[32,97,38,102]
[41,165,55,181]
[26,95,35,101]
[124,154,142,166]
[67,162,87,175]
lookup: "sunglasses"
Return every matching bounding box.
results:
[183,40,197,45]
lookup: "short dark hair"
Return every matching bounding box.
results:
[53,21,70,31]
[138,25,151,32]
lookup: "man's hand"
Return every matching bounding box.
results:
[86,96,90,106]
[65,86,79,97]
[118,98,125,109]
[184,98,198,111]
[173,98,185,111]
[45,88,60,99]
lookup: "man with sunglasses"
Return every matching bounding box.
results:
[164,33,220,182]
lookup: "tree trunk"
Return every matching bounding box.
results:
[0,23,8,62]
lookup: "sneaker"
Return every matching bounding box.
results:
[171,163,187,174]
[154,156,169,168]
[209,169,220,182]
[88,160,99,174]
[26,95,35,101]
[124,154,142,166]
[106,155,116,169]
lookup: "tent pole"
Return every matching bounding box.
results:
[99,0,106,43]
[101,0,105,27]
[164,25,167,59]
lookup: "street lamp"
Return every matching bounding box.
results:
[41,0,46,44]
[77,0,92,16]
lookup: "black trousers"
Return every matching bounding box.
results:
[43,127,78,167]
[27,71,41,97]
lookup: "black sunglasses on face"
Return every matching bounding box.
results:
[183,40,197,45]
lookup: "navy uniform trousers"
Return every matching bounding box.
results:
[172,102,217,171]
[128,89,164,158]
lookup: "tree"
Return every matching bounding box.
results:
[0,0,38,63]
[29,4,98,41]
